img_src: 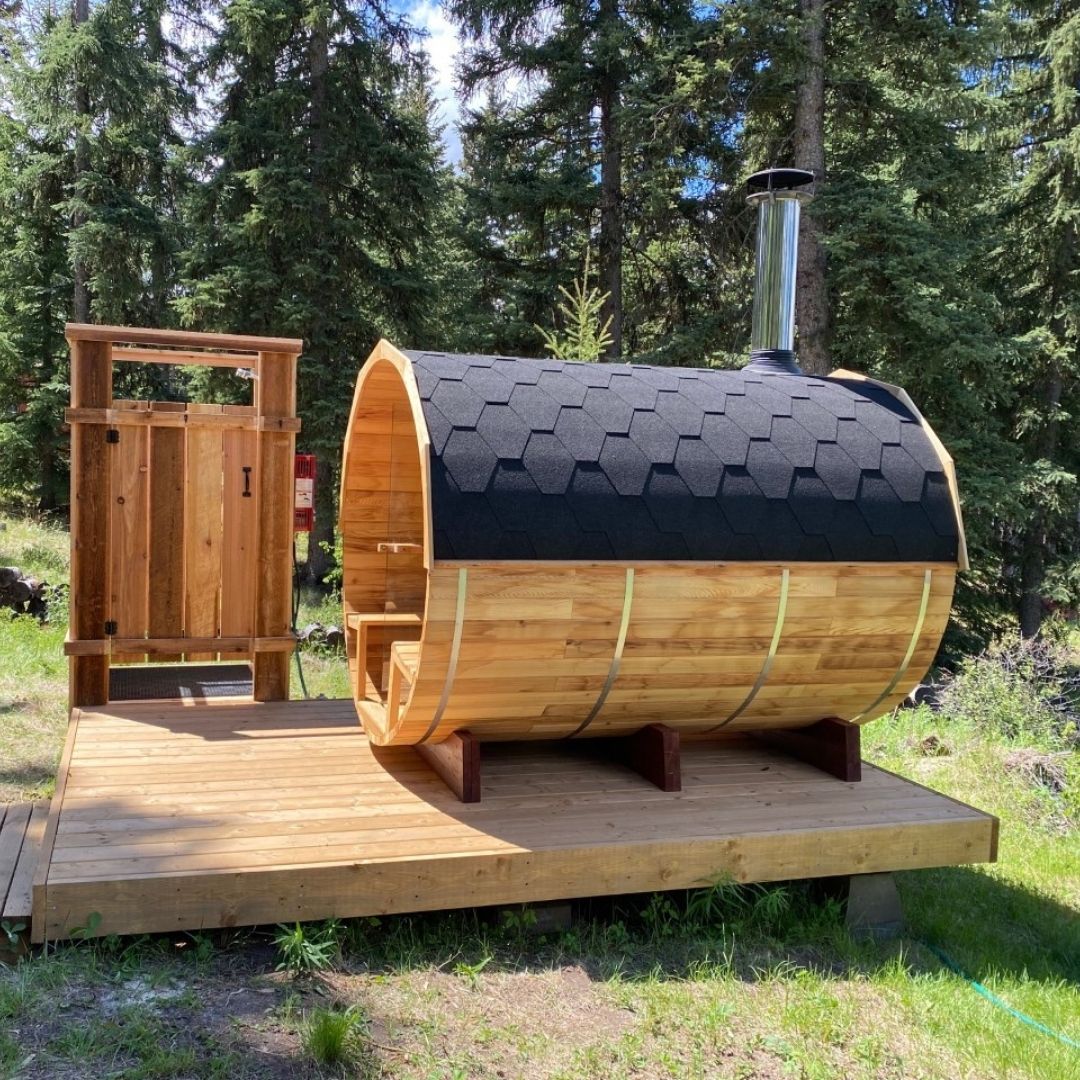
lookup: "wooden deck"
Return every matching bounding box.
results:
[31,699,997,942]
[1,801,48,930]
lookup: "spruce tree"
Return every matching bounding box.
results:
[178,0,447,581]
[990,0,1080,635]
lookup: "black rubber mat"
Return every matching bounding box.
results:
[109,664,253,702]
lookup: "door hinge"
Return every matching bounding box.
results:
[104,620,117,636]
[106,428,120,444]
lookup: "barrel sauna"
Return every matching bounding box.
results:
[340,338,965,747]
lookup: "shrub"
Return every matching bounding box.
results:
[939,635,1080,748]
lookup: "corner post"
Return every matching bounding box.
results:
[68,335,112,707]
[253,351,298,700]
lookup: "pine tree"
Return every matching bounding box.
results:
[178,0,448,582]
[451,1,728,362]
[989,0,1080,635]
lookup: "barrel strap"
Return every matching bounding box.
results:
[704,567,790,733]
[851,568,933,722]
[568,567,635,738]
[417,567,467,744]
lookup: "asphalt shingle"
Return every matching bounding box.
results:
[405,350,961,563]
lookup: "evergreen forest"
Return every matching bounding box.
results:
[1,0,1077,645]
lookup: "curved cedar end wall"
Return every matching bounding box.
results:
[341,341,963,747]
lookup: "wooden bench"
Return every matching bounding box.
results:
[345,611,421,698]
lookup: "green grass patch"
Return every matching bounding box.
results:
[0,512,1076,1078]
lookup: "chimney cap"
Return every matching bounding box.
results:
[746,167,815,195]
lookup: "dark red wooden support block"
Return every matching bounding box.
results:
[578,723,682,791]
[753,717,861,782]
[416,730,481,803]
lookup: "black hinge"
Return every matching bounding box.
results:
[104,620,117,636]
[105,428,120,444]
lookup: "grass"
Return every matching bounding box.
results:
[0,512,1077,1078]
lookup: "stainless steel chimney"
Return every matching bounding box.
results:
[746,168,815,373]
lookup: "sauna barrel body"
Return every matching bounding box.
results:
[340,340,965,747]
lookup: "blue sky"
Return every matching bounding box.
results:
[406,1,465,162]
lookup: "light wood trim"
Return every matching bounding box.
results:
[65,323,302,355]
[31,709,81,943]
[830,368,968,570]
[112,346,260,368]
[253,351,298,700]
[339,339,434,572]
[345,612,422,629]
[64,635,294,656]
[65,407,300,432]
[435,559,961,570]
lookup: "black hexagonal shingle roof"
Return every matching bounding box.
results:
[406,351,961,563]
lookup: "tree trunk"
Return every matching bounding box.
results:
[72,0,91,323]
[793,0,830,376]
[303,14,336,589]
[146,0,168,326]
[597,0,622,360]
[1018,371,1063,638]
[306,452,336,586]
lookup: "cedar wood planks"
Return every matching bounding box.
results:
[34,699,997,940]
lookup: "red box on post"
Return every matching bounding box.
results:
[294,454,316,532]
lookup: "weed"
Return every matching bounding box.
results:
[452,954,492,987]
[0,921,24,949]
[303,1004,363,1066]
[640,892,680,940]
[273,919,341,976]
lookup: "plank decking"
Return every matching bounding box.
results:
[1,800,48,928]
[29,698,996,942]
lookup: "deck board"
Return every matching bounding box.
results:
[34,699,996,941]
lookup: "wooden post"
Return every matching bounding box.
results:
[69,336,112,707]
[253,352,298,701]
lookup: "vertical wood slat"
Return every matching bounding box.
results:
[184,404,224,661]
[109,402,150,663]
[148,402,187,661]
[69,339,112,707]
[253,353,298,701]
[221,408,258,650]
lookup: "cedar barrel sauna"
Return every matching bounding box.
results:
[340,169,966,753]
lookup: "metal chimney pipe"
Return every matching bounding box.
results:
[746,167,815,373]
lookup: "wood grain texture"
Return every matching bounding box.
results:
[340,344,959,748]
[66,322,302,355]
[415,730,481,803]
[753,718,861,782]
[148,409,186,661]
[109,420,150,662]
[2,802,49,921]
[358,561,955,745]
[33,698,996,940]
[69,338,112,706]
[184,409,224,661]
[252,352,298,700]
[221,423,258,644]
